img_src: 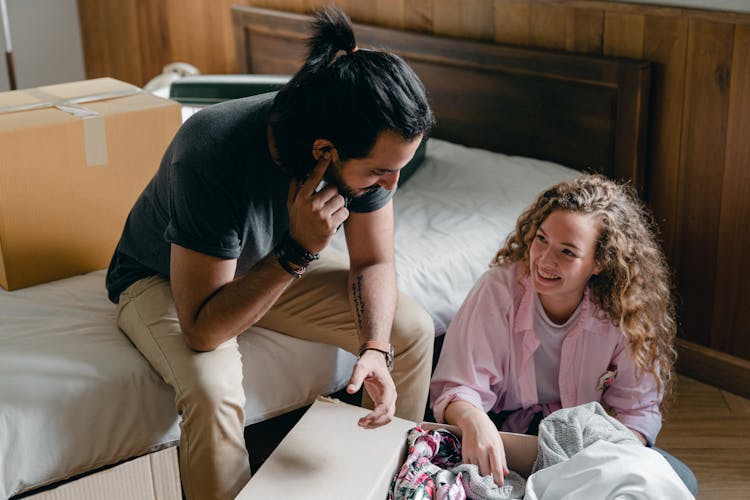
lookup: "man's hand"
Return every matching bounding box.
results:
[287,152,349,254]
[346,349,397,429]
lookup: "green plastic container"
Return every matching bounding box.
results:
[169,74,291,105]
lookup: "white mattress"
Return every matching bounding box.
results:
[0,271,355,498]
[331,138,578,334]
[0,137,577,498]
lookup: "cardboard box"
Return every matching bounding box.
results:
[0,78,181,290]
[27,447,181,500]
[236,397,538,500]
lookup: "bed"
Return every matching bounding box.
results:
[0,6,650,498]
[231,5,650,332]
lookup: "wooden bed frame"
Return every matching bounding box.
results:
[231,5,651,195]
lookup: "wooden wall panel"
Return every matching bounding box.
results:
[568,9,604,54]
[78,0,146,85]
[433,0,495,40]
[529,3,569,50]
[641,15,688,265]
[136,0,171,81]
[461,0,496,41]
[433,0,464,38]
[676,19,734,346]
[712,24,750,357]
[76,0,105,77]
[404,0,434,33]
[163,0,238,76]
[494,1,530,45]
[78,0,248,82]
[599,12,689,270]
[75,0,750,393]
[375,0,406,30]
[346,0,378,24]
[603,12,645,57]
[494,4,603,55]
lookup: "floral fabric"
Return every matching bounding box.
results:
[389,427,465,500]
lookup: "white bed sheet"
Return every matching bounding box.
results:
[331,138,579,334]
[0,271,355,498]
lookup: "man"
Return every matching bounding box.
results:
[106,7,435,500]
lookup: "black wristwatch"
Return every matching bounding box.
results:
[358,341,394,372]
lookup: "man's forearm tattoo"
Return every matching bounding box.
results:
[352,274,365,330]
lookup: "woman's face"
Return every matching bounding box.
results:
[529,209,602,314]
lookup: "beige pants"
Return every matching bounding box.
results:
[116,250,434,500]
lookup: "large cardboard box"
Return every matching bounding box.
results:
[237,397,538,500]
[0,78,181,290]
[27,447,181,500]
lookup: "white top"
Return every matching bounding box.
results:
[533,295,583,404]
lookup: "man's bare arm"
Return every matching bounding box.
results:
[171,152,348,351]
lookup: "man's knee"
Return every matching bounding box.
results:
[177,351,245,420]
[393,294,434,354]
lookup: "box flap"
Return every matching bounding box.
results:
[0,78,178,133]
[0,78,134,108]
[237,397,416,500]
[35,77,138,101]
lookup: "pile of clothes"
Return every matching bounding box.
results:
[389,402,694,500]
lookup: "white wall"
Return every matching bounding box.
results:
[0,0,85,91]
[624,0,750,14]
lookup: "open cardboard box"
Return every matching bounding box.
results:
[236,396,538,500]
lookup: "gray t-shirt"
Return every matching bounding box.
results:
[106,92,393,303]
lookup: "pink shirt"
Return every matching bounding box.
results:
[430,263,663,445]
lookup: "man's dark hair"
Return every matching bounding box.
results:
[269,6,434,179]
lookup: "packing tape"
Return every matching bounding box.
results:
[0,84,143,166]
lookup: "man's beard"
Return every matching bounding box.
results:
[324,164,378,200]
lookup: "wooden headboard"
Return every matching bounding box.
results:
[232,6,651,195]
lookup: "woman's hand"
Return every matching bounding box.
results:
[446,400,509,486]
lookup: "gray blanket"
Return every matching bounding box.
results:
[532,401,640,472]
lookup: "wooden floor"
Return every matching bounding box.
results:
[658,375,750,499]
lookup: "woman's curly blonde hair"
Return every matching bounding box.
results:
[492,174,677,407]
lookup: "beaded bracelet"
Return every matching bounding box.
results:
[275,254,305,279]
[273,232,320,278]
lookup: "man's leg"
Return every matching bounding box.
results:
[256,250,434,422]
[117,275,250,500]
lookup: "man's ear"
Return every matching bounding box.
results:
[312,138,335,161]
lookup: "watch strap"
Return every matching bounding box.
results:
[358,340,394,372]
